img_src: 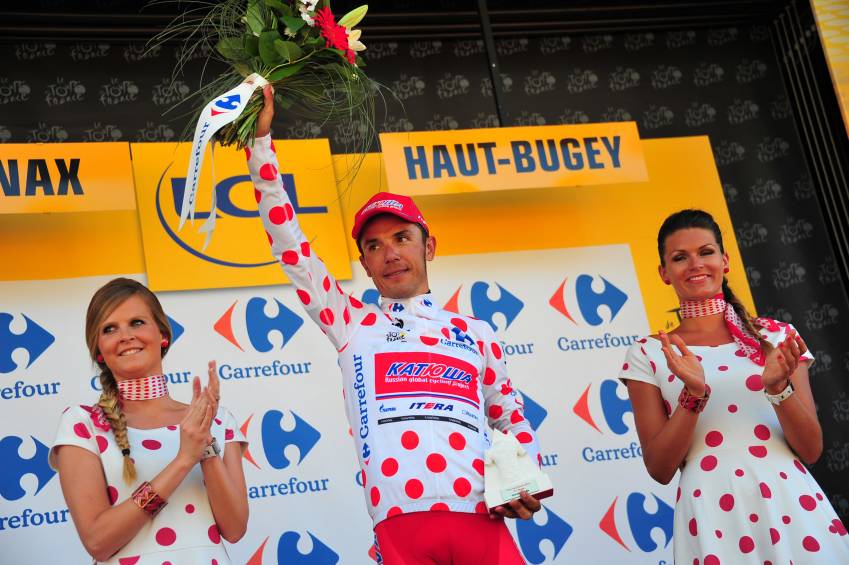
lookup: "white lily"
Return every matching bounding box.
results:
[348,28,366,52]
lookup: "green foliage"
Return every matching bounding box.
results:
[148,0,380,154]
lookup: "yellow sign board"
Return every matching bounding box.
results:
[131,139,352,292]
[379,122,648,196]
[0,143,135,214]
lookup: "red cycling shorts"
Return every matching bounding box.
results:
[373,511,526,565]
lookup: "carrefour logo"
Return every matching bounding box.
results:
[549,274,628,326]
[154,165,326,267]
[242,410,330,502]
[246,530,339,564]
[599,492,673,554]
[574,379,643,464]
[0,313,54,374]
[515,504,573,564]
[215,297,304,352]
[210,93,241,116]
[444,281,524,332]
[0,435,55,501]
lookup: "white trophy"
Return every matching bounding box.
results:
[484,430,554,510]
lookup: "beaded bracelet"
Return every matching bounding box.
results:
[678,384,711,413]
[131,481,167,517]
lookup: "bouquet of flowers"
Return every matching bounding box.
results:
[150,0,378,237]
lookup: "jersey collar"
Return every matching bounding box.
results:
[380,292,438,318]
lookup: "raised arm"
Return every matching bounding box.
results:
[247,85,366,351]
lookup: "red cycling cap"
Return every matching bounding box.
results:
[351,192,429,241]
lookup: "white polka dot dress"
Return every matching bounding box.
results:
[620,323,849,564]
[50,405,247,565]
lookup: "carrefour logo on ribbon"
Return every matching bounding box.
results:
[599,492,674,554]
[211,93,241,116]
[246,530,339,564]
[0,313,54,374]
[550,274,628,326]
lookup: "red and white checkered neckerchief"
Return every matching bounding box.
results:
[118,374,168,401]
[679,293,777,366]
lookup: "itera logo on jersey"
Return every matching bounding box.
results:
[0,312,61,402]
[599,492,673,556]
[245,530,339,565]
[242,410,330,501]
[213,298,313,382]
[155,165,327,268]
[573,379,642,464]
[515,504,573,564]
[551,274,639,352]
[0,435,71,533]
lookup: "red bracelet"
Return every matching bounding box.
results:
[132,481,167,517]
[678,384,711,413]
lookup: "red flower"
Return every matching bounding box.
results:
[314,6,357,64]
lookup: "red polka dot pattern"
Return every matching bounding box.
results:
[381,458,398,477]
[387,506,403,518]
[282,250,299,265]
[405,479,424,499]
[453,477,472,497]
[489,405,503,419]
[401,431,419,450]
[705,431,723,447]
[473,458,485,475]
[516,432,533,444]
[361,313,377,326]
[269,206,288,225]
[449,433,466,450]
[185,504,195,514]
[491,342,503,359]
[748,445,768,458]
[73,423,90,439]
[719,494,735,511]
[107,486,118,505]
[431,502,449,511]
[259,163,278,181]
[141,439,161,450]
[208,524,221,544]
[799,495,817,511]
[370,487,380,506]
[700,455,718,471]
[319,308,334,325]
[802,536,820,552]
[426,453,447,473]
[155,527,176,546]
[745,375,764,391]
[482,368,496,385]
[96,435,108,453]
[688,517,698,536]
[739,535,755,553]
[753,424,771,440]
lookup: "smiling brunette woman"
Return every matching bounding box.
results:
[619,210,849,563]
[49,278,248,565]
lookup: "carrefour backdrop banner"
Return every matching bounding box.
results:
[0,245,672,564]
[0,131,747,564]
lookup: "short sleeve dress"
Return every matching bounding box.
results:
[619,323,849,564]
[50,404,248,565]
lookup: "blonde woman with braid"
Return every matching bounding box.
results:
[620,210,849,563]
[49,278,249,564]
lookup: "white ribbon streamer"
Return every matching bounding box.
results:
[180,73,269,234]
